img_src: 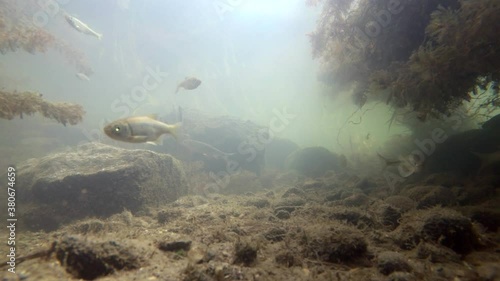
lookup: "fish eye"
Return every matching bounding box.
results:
[114,126,121,133]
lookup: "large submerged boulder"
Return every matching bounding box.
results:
[420,127,500,178]
[17,142,187,231]
[164,109,267,175]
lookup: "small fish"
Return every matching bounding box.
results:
[65,14,103,40]
[75,73,90,81]
[473,148,500,173]
[104,115,180,145]
[181,139,234,159]
[175,77,201,93]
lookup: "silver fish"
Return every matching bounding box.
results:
[65,14,103,40]
[175,77,201,93]
[104,115,179,145]
[75,73,90,81]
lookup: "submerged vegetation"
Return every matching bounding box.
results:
[0,90,85,126]
[0,0,93,75]
[308,0,500,118]
[0,1,87,126]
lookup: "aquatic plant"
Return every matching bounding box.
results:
[0,0,93,75]
[0,90,85,125]
[309,0,500,117]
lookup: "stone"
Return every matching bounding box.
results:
[233,240,258,266]
[17,142,187,231]
[263,227,287,242]
[302,224,367,263]
[157,240,192,252]
[403,185,456,209]
[392,208,479,254]
[377,251,412,275]
[244,198,270,209]
[54,235,144,280]
[275,210,291,220]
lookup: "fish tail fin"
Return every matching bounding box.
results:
[168,122,182,141]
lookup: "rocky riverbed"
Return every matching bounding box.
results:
[1,164,499,281]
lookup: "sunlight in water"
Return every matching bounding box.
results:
[238,0,301,17]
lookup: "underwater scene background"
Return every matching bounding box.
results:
[0,0,499,280]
